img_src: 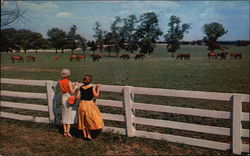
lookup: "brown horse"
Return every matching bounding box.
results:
[69,55,78,61]
[54,56,59,61]
[77,55,86,62]
[26,56,36,63]
[135,54,145,60]
[208,52,216,59]
[216,52,228,59]
[120,54,130,60]
[11,55,24,63]
[91,54,102,62]
[176,53,190,60]
[230,53,242,59]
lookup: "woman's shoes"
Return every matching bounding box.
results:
[63,132,72,137]
[63,132,68,137]
[67,132,72,137]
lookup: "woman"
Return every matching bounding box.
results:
[58,68,78,137]
[76,75,104,140]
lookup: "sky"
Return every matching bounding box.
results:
[1,1,249,41]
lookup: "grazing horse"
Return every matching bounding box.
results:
[11,55,24,63]
[216,52,228,59]
[135,54,145,60]
[230,53,242,59]
[26,56,36,63]
[54,56,59,61]
[69,55,78,61]
[91,54,102,62]
[77,55,86,62]
[120,54,130,60]
[208,52,216,59]
[176,53,190,60]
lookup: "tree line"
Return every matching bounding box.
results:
[1,11,240,56]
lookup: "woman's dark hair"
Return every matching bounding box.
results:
[83,75,92,85]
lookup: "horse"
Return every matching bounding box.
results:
[11,55,24,63]
[208,52,216,59]
[54,56,59,61]
[135,54,145,60]
[77,55,86,62]
[176,53,190,60]
[216,52,228,59]
[120,54,130,60]
[26,56,36,63]
[230,53,242,59]
[69,55,78,61]
[91,54,102,62]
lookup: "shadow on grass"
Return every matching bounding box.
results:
[55,124,102,140]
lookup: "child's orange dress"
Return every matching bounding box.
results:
[78,85,104,131]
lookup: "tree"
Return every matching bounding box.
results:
[111,16,122,40]
[40,39,49,51]
[110,16,122,55]
[102,16,123,56]
[236,40,248,47]
[164,15,191,57]
[89,41,98,53]
[1,2,25,27]
[136,12,163,42]
[140,38,154,55]
[31,32,45,53]
[93,22,105,53]
[136,12,163,55]
[16,29,37,53]
[121,15,138,53]
[202,22,228,52]
[103,32,114,56]
[0,28,17,52]
[67,25,78,54]
[76,34,87,55]
[47,28,67,54]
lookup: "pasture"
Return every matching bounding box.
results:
[1,45,250,93]
[1,44,250,155]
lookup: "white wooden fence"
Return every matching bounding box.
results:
[0,78,249,154]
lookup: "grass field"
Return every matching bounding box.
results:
[1,44,250,155]
[1,45,249,93]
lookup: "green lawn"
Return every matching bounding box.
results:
[1,45,249,155]
[1,45,250,93]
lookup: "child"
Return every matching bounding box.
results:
[76,75,104,140]
[58,68,78,137]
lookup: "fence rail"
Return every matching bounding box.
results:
[0,78,249,154]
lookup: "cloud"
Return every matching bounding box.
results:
[57,12,73,18]
[81,16,114,23]
[118,10,130,15]
[197,7,227,24]
[20,1,59,13]
[118,1,180,16]
[121,1,180,10]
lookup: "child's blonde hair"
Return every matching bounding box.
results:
[83,75,92,85]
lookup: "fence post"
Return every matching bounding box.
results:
[124,86,135,137]
[232,94,242,155]
[46,81,55,123]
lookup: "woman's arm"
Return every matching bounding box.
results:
[92,84,101,98]
[69,81,77,94]
[75,89,81,99]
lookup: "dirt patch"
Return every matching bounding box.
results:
[0,66,58,72]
